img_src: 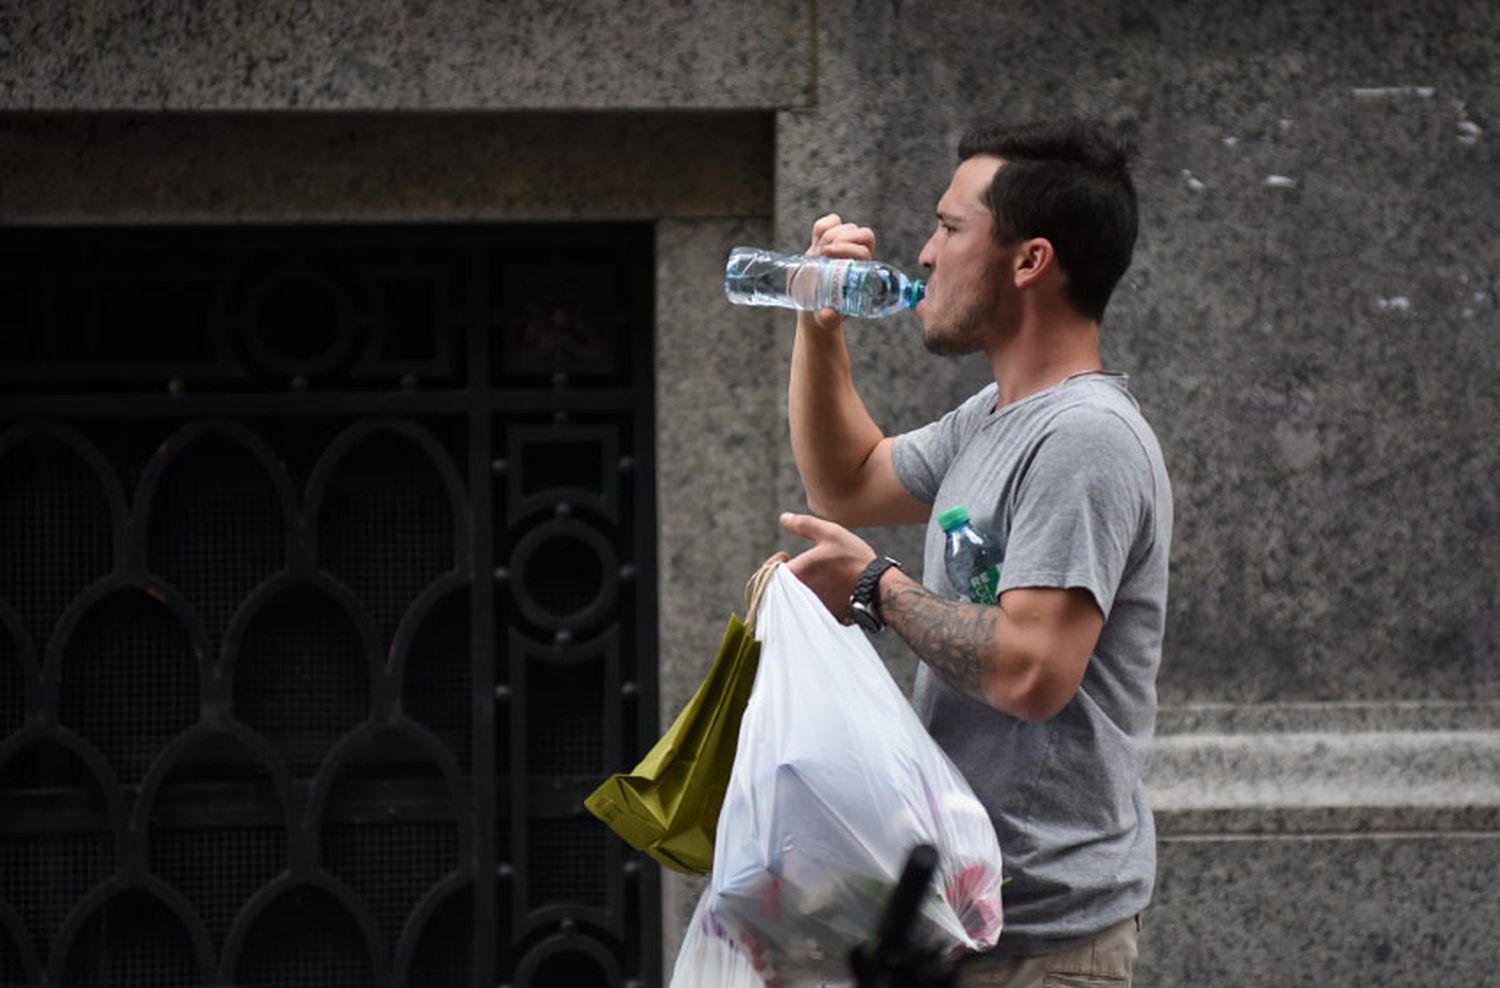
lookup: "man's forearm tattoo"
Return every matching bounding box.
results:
[880,580,1001,704]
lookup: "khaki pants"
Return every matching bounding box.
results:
[954,916,1141,988]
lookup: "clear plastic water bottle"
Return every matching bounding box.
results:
[939,505,1004,605]
[724,246,925,318]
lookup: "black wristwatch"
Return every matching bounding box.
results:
[846,556,903,633]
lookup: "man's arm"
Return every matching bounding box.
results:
[879,569,1101,724]
[789,214,929,528]
[780,513,1102,724]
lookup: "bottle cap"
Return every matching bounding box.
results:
[937,505,970,531]
[906,280,926,307]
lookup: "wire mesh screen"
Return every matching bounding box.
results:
[0,435,115,653]
[0,629,26,736]
[60,891,206,988]
[232,587,372,779]
[402,591,472,771]
[0,225,659,986]
[56,590,201,783]
[150,824,288,950]
[402,885,473,985]
[147,435,288,653]
[231,887,375,988]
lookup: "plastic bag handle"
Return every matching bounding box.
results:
[743,555,784,632]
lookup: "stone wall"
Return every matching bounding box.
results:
[773,3,1500,983]
[3,0,1497,983]
[1,0,813,110]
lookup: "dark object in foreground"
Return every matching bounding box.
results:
[849,844,961,988]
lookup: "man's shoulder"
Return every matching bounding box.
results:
[1025,385,1169,506]
[1043,379,1162,457]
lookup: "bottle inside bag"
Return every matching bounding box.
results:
[939,505,1004,605]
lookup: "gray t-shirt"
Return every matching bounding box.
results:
[891,372,1172,955]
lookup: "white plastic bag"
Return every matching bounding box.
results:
[672,565,1004,987]
[672,883,766,988]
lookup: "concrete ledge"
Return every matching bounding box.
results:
[0,112,775,224]
[1149,730,1500,834]
[1156,701,1500,735]
[1147,703,1500,836]
[1143,703,1500,984]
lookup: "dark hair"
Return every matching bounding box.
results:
[958,120,1138,322]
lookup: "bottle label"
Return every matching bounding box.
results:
[967,567,1000,605]
[827,258,853,311]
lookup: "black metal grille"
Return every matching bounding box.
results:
[0,435,116,653]
[401,591,472,772]
[147,433,288,653]
[57,589,201,783]
[233,587,372,779]
[151,824,288,949]
[60,890,206,988]
[401,884,473,985]
[231,886,376,988]
[0,225,660,986]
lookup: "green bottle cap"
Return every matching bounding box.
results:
[937,505,971,531]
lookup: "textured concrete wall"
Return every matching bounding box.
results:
[773,0,1500,709]
[654,217,780,970]
[0,0,813,110]
[772,2,1500,984]
[4,0,1499,984]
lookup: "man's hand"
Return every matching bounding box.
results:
[804,213,877,332]
[779,512,878,618]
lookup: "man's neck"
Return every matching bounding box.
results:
[987,304,1103,408]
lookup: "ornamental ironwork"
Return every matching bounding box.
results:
[0,225,660,987]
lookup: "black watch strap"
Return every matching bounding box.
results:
[846,555,903,633]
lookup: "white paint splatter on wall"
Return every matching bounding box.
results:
[1351,86,1436,99]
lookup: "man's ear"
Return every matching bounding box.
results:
[1013,237,1057,289]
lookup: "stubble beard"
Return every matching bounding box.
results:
[922,318,985,357]
[921,287,1002,357]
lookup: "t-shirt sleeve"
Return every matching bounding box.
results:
[998,406,1152,618]
[892,384,995,504]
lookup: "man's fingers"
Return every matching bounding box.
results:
[842,224,877,251]
[809,216,876,259]
[818,221,873,245]
[816,241,874,262]
[813,307,842,330]
[780,511,838,543]
[809,213,844,248]
[779,511,812,540]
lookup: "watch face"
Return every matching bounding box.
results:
[848,601,881,633]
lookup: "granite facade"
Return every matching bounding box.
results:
[1145,833,1500,986]
[2,0,1497,984]
[0,0,814,110]
[771,0,1500,710]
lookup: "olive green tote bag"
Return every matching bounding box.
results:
[584,560,778,873]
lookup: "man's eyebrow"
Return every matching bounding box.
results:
[936,208,963,222]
